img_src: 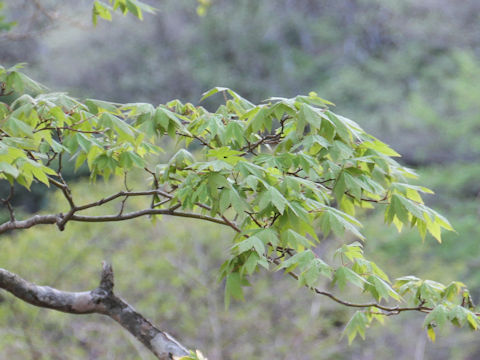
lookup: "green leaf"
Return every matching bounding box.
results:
[325,111,351,143]
[267,186,289,215]
[365,275,401,301]
[6,71,24,93]
[334,242,364,262]
[0,162,19,178]
[119,151,144,169]
[208,147,245,165]
[419,280,445,303]
[342,311,368,344]
[284,229,313,251]
[320,207,364,240]
[333,171,347,202]
[276,250,315,273]
[101,113,135,142]
[394,276,422,296]
[86,98,119,113]
[388,194,409,224]
[394,194,425,220]
[6,117,33,137]
[126,0,143,19]
[200,87,230,102]
[427,324,436,342]
[362,138,401,157]
[254,228,279,247]
[443,281,465,301]
[224,121,246,146]
[299,258,333,286]
[448,306,480,329]
[169,149,195,169]
[333,266,369,290]
[233,236,265,257]
[424,305,448,328]
[242,252,263,275]
[225,272,247,309]
[22,161,56,187]
[298,103,323,129]
[92,1,112,25]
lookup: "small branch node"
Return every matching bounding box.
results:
[99,261,114,293]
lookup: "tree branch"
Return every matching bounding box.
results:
[269,257,433,316]
[0,214,61,233]
[1,184,16,222]
[0,207,234,235]
[0,262,189,360]
[0,204,436,318]
[69,208,232,227]
[73,190,174,212]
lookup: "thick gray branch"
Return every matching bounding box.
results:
[0,262,189,360]
[0,214,61,233]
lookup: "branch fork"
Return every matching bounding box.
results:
[0,262,189,360]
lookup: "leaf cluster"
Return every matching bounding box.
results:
[0,65,475,345]
[92,0,155,25]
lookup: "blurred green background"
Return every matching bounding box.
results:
[0,0,480,359]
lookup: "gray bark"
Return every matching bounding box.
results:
[0,262,190,360]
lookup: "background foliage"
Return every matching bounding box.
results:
[0,0,480,359]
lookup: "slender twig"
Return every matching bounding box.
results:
[288,170,389,204]
[74,190,173,212]
[117,173,132,216]
[118,197,128,216]
[152,199,172,208]
[144,167,163,209]
[69,209,231,227]
[176,131,213,149]
[30,0,58,21]
[33,126,105,134]
[269,213,280,227]
[45,151,58,167]
[240,114,289,154]
[1,185,16,222]
[246,211,264,228]
[269,257,434,316]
